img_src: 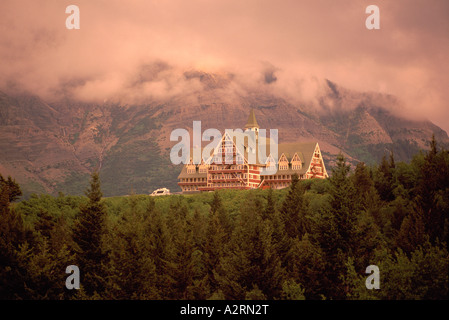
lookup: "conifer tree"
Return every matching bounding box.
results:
[202,208,226,297]
[263,188,292,269]
[167,199,196,299]
[197,191,232,298]
[287,233,326,299]
[415,135,448,244]
[217,201,283,299]
[105,195,157,299]
[269,206,291,270]
[35,208,56,239]
[210,191,223,215]
[313,206,345,299]
[375,153,395,202]
[17,237,73,300]
[315,153,359,299]
[0,206,30,299]
[389,150,396,171]
[263,188,276,220]
[396,206,427,254]
[209,191,232,238]
[280,173,309,239]
[147,205,175,298]
[329,153,358,254]
[0,174,22,203]
[0,177,36,299]
[351,162,374,210]
[21,204,75,299]
[71,171,108,297]
[184,209,208,299]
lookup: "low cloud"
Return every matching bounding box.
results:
[0,0,448,131]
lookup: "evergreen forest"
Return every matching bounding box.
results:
[1,137,448,300]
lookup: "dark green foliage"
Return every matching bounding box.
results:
[374,153,396,202]
[263,188,275,220]
[104,195,157,299]
[2,136,449,300]
[200,192,229,297]
[216,197,283,299]
[414,135,449,245]
[328,154,358,255]
[0,206,32,299]
[351,162,375,210]
[0,174,73,299]
[147,204,175,298]
[287,234,326,299]
[0,173,22,203]
[71,172,108,296]
[280,174,309,238]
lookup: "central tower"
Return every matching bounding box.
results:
[244,108,259,140]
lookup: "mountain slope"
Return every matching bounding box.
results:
[0,75,447,198]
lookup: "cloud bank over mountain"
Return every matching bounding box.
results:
[1,0,448,131]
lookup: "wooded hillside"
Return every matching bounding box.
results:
[1,137,448,300]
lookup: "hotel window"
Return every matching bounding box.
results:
[187,167,196,174]
[291,162,301,170]
[279,162,288,170]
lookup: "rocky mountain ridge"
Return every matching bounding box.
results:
[1,74,447,197]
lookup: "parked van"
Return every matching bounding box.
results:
[150,188,171,196]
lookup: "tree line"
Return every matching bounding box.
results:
[0,136,448,300]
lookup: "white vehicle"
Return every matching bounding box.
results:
[150,188,171,196]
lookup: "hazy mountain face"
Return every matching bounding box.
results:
[0,71,447,198]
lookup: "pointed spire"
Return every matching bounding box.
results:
[244,108,259,129]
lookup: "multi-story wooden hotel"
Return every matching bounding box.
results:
[177,109,328,192]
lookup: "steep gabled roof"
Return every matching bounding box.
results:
[270,142,318,175]
[177,165,208,179]
[177,134,321,177]
[278,142,317,162]
[176,108,326,179]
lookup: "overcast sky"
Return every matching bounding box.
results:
[1,0,448,132]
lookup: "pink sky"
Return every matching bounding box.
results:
[1,0,448,132]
